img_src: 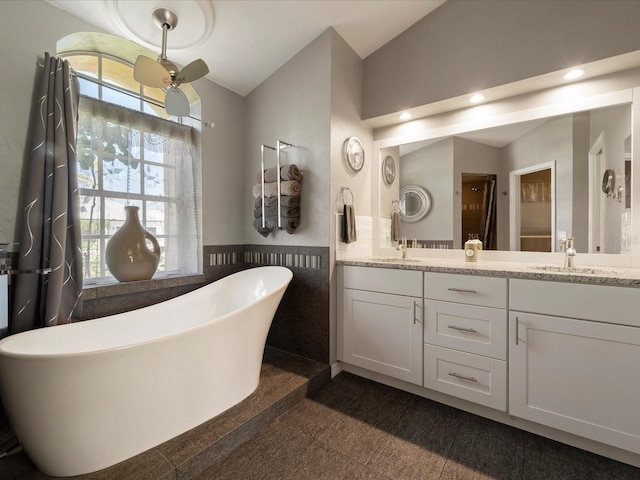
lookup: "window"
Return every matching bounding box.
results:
[64,52,202,282]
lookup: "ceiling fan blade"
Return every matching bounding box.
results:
[175,59,209,84]
[165,87,190,116]
[134,56,173,88]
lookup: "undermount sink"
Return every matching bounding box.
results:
[527,265,620,275]
[370,257,423,263]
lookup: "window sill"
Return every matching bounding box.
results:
[82,273,205,300]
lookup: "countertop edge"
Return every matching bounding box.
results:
[336,259,640,288]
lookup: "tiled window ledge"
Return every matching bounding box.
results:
[82,274,205,300]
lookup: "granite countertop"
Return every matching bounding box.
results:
[337,256,640,287]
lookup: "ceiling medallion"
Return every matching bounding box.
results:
[105,0,214,53]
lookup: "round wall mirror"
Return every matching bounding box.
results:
[399,185,432,223]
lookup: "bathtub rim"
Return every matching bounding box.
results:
[0,266,293,360]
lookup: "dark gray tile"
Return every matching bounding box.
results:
[523,434,640,480]
[441,414,525,480]
[315,387,408,465]
[367,399,463,480]
[288,440,367,480]
[356,466,392,480]
[192,417,313,480]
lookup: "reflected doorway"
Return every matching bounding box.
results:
[509,162,555,252]
[461,174,497,250]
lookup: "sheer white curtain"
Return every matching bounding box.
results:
[77,96,201,279]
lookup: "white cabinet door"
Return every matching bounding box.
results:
[342,289,423,385]
[509,312,640,454]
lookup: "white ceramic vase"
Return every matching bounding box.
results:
[105,206,160,282]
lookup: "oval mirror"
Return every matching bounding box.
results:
[399,185,432,223]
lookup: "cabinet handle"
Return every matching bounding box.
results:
[413,301,421,325]
[447,325,477,333]
[447,288,477,294]
[515,316,519,345]
[448,372,478,383]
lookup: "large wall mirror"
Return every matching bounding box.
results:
[376,90,635,256]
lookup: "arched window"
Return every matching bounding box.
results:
[59,33,202,282]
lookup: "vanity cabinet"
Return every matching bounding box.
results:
[423,272,508,411]
[510,279,640,454]
[339,266,423,385]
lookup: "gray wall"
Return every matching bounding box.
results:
[245,31,332,247]
[590,104,632,253]
[499,116,574,252]
[363,0,640,119]
[400,138,454,242]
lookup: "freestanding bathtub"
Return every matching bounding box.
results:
[0,266,293,477]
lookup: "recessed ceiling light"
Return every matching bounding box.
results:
[399,112,412,121]
[470,94,485,104]
[564,69,585,80]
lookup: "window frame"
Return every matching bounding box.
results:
[64,51,201,285]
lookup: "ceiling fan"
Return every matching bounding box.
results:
[133,7,209,116]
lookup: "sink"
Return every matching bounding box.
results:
[370,257,423,263]
[527,265,620,275]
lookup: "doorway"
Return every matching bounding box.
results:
[461,174,497,250]
[509,162,555,252]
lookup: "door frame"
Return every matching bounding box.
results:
[509,161,556,252]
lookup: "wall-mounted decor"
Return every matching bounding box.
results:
[382,155,395,185]
[399,185,432,223]
[343,136,364,173]
[602,168,615,197]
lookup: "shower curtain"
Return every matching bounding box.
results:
[10,53,83,334]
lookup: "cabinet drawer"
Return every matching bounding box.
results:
[424,272,507,308]
[424,345,507,411]
[425,300,507,360]
[510,279,640,327]
[342,265,422,297]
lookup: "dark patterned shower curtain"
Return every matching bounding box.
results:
[10,53,83,334]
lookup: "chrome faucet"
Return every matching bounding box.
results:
[562,237,576,268]
[396,236,408,259]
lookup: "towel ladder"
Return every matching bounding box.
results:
[260,140,292,229]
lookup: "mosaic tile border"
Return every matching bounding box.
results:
[243,251,321,269]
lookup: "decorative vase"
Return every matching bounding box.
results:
[105,206,161,282]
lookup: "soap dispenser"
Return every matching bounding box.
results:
[464,234,482,262]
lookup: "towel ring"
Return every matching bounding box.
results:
[340,187,354,206]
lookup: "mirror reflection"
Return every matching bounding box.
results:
[385,103,631,254]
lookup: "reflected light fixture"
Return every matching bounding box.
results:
[470,93,485,104]
[564,69,585,80]
[399,112,412,121]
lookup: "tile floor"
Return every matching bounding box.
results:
[196,372,640,480]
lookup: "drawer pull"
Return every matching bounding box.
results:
[447,288,478,294]
[448,372,478,383]
[447,325,477,333]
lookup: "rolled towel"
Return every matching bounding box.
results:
[342,204,357,243]
[254,195,300,209]
[252,180,300,198]
[253,217,272,238]
[254,204,301,219]
[257,164,303,183]
[255,215,300,234]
